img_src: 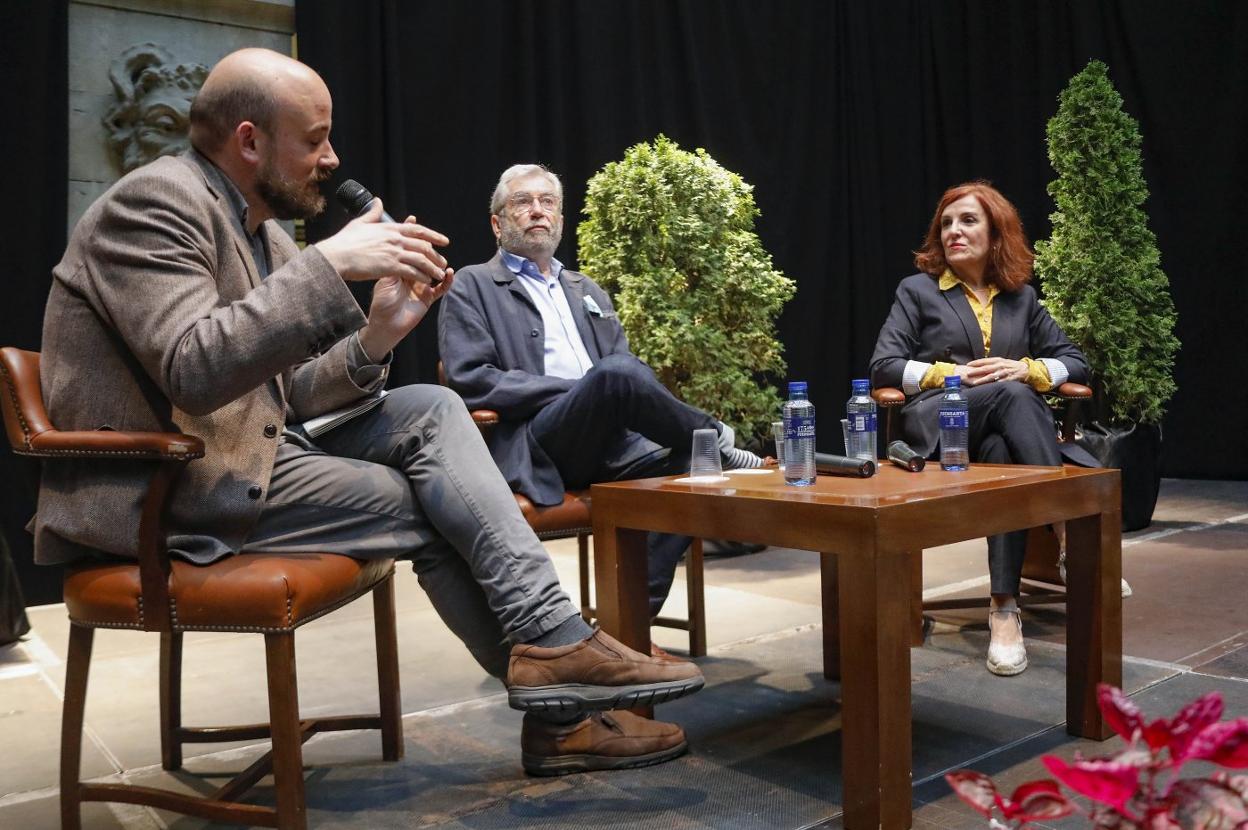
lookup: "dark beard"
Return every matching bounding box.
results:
[256,159,329,221]
[498,218,562,261]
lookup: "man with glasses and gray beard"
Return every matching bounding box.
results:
[439,164,767,627]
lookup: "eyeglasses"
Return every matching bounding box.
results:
[504,192,561,214]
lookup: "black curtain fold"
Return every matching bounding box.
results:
[299,0,1245,478]
[1,0,69,605]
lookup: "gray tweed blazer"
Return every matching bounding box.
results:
[37,152,371,565]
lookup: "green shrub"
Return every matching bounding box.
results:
[577,135,796,441]
[1034,60,1179,426]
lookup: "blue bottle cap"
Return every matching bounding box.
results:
[788,381,808,394]
[851,378,870,393]
[944,375,962,388]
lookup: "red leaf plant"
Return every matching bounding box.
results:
[946,684,1248,828]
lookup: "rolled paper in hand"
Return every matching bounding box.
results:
[887,440,926,472]
[814,452,875,478]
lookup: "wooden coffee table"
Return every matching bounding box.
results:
[590,464,1122,829]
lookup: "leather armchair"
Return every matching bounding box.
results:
[0,348,402,830]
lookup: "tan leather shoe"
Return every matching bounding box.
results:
[508,628,704,715]
[649,642,689,664]
[521,710,687,776]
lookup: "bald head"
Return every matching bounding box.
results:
[189,48,329,156]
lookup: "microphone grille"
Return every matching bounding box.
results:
[335,179,375,216]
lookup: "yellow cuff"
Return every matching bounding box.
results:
[1022,357,1053,393]
[921,362,957,391]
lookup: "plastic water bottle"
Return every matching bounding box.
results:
[846,379,877,462]
[783,381,816,486]
[939,375,970,471]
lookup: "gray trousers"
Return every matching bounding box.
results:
[242,385,580,680]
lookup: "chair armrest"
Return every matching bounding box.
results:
[20,429,204,461]
[871,387,907,407]
[1054,382,1092,399]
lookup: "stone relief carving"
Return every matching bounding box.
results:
[103,44,208,174]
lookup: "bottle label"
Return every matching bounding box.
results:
[785,415,815,440]
[939,410,968,430]
[848,413,876,433]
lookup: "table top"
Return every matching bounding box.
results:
[592,463,1115,508]
[591,464,1120,551]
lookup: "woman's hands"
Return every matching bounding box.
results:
[959,357,1029,386]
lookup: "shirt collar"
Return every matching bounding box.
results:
[188,148,259,239]
[501,248,563,283]
[939,268,998,301]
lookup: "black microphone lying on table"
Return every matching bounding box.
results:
[334,179,443,286]
[887,440,926,472]
[814,452,875,478]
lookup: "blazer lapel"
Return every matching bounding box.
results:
[988,291,1022,358]
[943,285,986,360]
[559,272,602,361]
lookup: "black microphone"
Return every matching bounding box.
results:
[814,452,875,478]
[334,179,442,286]
[335,179,396,223]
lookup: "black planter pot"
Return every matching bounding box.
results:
[1075,421,1163,531]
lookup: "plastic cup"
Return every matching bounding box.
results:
[771,420,786,469]
[840,418,850,454]
[689,428,725,480]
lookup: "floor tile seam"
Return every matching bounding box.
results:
[18,630,129,778]
[1175,630,1248,667]
[1124,510,1248,546]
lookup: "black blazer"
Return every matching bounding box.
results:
[869,273,1090,458]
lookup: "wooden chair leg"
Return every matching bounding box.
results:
[577,532,594,622]
[160,631,183,770]
[372,575,403,762]
[686,539,707,657]
[60,623,94,830]
[264,632,307,830]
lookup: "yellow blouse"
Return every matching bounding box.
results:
[919,270,1053,392]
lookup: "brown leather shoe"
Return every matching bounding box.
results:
[521,711,687,776]
[507,628,704,715]
[650,642,689,664]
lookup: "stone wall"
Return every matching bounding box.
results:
[68,0,294,233]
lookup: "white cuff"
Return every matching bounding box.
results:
[1039,358,1069,388]
[902,360,931,396]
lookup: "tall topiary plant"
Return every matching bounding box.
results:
[1034,60,1179,427]
[578,135,796,440]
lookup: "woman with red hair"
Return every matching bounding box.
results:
[870,182,1096,677]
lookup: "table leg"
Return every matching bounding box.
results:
[1065,509,1123,739]
[838,547,913,829]
[821,553,840,680]
[592,523,651,655]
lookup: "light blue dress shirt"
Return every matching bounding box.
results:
[501,249,594,380]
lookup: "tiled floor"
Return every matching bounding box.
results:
[1,478,1245,829]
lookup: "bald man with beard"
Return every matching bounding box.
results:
[39,49,701,777]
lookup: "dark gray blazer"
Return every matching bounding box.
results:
[869,272,1090,459]
[438,252,636,505]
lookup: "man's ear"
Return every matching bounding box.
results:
[490,213,502,243]
[235,121,264,165]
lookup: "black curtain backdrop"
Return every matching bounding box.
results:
[298,0,1247,480]
[1,1,68,605]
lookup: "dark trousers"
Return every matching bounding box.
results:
[965,382,1063,596]
[530,354,718,616]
